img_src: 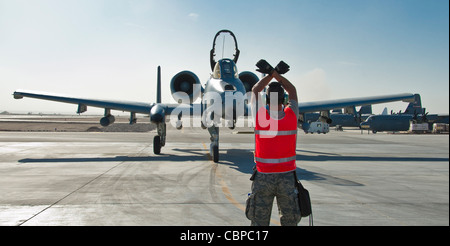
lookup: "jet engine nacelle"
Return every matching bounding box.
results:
[170,71,202,104]
[100,115,115,127]
[239,71,259,93]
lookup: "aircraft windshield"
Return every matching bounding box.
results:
[213,59,238,79]
[213,62,221,79]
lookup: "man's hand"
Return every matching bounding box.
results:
[275,61,290,74]
[272,70,298,102]
[272,70,283,82]
[256,59,274,75]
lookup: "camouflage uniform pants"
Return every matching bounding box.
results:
[246,171,301,226]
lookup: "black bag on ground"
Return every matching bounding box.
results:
[293,172,312,217]
[296,180,312,217]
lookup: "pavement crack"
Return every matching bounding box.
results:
[18,159,125,226]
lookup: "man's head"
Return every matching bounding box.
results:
[266,82,285,105]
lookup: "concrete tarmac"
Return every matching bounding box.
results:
[0,126,448,226]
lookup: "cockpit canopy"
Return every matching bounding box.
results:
[213,59,239,79]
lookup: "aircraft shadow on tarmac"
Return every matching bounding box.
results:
[17,148,448,187]
[17,153,207,164]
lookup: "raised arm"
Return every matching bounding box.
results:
[272,70,298,102]
[252,73,273,97]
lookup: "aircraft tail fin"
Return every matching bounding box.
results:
[403,94,423,115]
[359,105,372,115]
[381,107,388,115]
[157,66,161,104]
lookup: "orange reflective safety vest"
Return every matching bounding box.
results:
[254,106,297,173]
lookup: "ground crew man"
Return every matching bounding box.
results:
[246,59,301,226]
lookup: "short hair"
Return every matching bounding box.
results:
[266,82,285,105]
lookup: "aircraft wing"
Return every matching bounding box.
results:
[13,89,153,114]
[12,89,201,117]
[13,90,416,116]
[298,93,416,113]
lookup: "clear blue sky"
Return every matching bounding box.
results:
[1,0,448,115]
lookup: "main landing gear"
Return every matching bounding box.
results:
[153,122,166,155]
[208,125,219,163]
[152,121,220,163]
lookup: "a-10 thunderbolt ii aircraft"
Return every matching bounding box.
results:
[13,30,417,162]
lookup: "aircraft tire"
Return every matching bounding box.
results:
[213,145,219,163]
[153,136,161,154]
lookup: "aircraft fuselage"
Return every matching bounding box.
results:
[202,59,249,127]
